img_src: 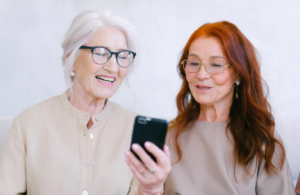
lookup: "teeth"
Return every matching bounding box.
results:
[99,79,111,83]
[96,75,115,83]
[198,87,209,89]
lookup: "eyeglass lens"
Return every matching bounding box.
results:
[92,47,134,67]
[183,59,227,74]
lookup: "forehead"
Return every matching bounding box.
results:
[86,26,128,50]
[189,36,225,59]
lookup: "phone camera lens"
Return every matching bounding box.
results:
[137,117,148,124]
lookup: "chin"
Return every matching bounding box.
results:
[90,89,113,100]
[193,97,214,106]
[95,93,113,100]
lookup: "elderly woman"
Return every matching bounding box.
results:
[164,21,294,194]
[0,11,170,195]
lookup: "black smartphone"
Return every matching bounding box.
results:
[130,115,168,163]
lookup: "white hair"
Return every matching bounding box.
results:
[61,10,140,90]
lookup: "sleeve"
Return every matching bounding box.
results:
[0,116,27,194]
[127,176,139,195]
[256,131,295,195]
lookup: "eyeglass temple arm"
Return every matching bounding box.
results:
[79,46,95,53]
[79,46,90,49]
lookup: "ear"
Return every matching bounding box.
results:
[234,74,241,86]
[234,74,240,83]
[65,52,71,62]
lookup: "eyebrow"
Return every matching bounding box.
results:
[188,54,225,59]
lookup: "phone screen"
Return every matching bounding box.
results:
[130,116,168,162]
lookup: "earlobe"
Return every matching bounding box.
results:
[235,75,240,85]
[70,70,75,77]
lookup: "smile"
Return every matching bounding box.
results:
[197,86,211,89]
[95,75,116,83]
[196,85,212,92]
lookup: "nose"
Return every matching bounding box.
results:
[196,62,210,80]
[103,54,119,73]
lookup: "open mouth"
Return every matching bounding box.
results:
[95,75,116,83]
[196,86,211,90]
[196,85,212,90]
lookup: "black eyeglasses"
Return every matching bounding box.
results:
[79,46,136,68]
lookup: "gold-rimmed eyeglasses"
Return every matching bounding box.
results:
[181,59,231,74]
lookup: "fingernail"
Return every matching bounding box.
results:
[165,145,169,150]
[125,151,130,156]
[145,142,151,148]
[132,144,138,151]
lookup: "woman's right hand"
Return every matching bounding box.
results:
[125,142,171,195]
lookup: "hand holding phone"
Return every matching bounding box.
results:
[125,116,171,195]
[130,115,168,162]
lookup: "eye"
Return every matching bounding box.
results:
[210,62,224,68]
[93,48,109,57]
[118,51,131,59]
[187,60,199,66]
[118,55,128,59]
[211,64,222,67]
[190,62,199,66]
[94,53,107,57]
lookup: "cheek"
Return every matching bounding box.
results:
[211,75,235,94]
[118,68,128,81]
[186,73,196,84]
[74,56,92,79]
[76,64,97,82]
[211,75,227,86]
[76,65,88,80]
[74,61,100,89]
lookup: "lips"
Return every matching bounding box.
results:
[95,75,116,83]
[196,85,212,90]
[196,85,212,92]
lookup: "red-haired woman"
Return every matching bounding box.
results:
[164,21,294,194]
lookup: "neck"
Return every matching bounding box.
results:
[198,97,233,122]
[70,92,106,115]
[68,86,106,129]
[198,104,230,122]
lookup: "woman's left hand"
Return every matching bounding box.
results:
[125,142,171,195]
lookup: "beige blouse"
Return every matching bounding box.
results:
[0,92,139,195]
[164,121,295,195]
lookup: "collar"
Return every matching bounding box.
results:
[59,91,111,122]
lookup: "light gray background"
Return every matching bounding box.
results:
[0,0,300,180]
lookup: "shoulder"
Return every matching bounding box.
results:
[166,119,179,144]
[105,100,138,132]
[106,100,138,120]
[104,100,138,138]
[166,119,192,153]
[17,95,61,122]
[166,119,204,141]
[6,95,61,139]
[270,129,286,166]
[257,129,294,194]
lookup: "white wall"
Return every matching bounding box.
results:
[0,0,299,179]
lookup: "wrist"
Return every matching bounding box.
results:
[138,184,164,195]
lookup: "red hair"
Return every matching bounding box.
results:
[169,21,285,174]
